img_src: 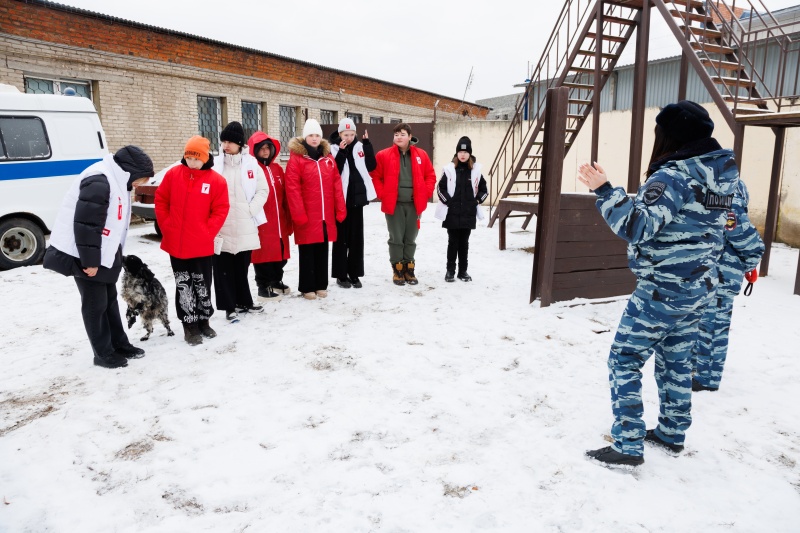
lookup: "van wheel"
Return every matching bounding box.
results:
[153,219,162,238]
[0,218,46,270]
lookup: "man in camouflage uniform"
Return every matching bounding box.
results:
[578,101,739,467]
[693,180,764,392]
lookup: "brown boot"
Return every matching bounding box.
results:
[392,262,406,286]
[404,261,418,285]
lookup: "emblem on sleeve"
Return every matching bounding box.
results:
[642,181,666,205]
[725,211,737,231]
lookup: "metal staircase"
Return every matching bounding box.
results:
[488,0,800,227]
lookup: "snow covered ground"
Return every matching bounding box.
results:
[1,205,799,532]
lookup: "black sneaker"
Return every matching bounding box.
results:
[349,276,362,289]
[336,278,352,289]
[257,286,283,302]
[692,379,719,392]
[115,344,145,359]
[457,271,472,282]
[236,304,264,314]
[271,281,291,295]
[225,310,240,322]
[94,353,128,369]
[445,271,455,282]
[644,430,684,455]
[586,446,644,468]
[198,319,217,339]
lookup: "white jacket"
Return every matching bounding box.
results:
[48,154,131,268]
[213,147,269,254]
[330,140,377,202]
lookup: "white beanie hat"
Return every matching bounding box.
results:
[338,118,356,134]
[302,119,323,138]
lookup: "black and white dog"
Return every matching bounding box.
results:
[121,255,174,341]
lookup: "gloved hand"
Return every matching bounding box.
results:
[745,269,758,283]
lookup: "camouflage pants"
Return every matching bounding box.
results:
[693,293,735,389]
[608,283,712,456]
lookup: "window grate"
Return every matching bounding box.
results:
[198,96,222,154]
[320,110,336,125]
[346,112,362,124]
[241,101,262,140]
[25,77,91,99]
[369,116,384,124]
[278,105,296,156]
[390,118,402,124]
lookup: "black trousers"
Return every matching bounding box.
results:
[254,240,287,289]
[331,205,365,279]
[298,241,329,293]
[170,255,214,323]
[446,228,471,273]
[74,277,131,358]
[213,250,253,312]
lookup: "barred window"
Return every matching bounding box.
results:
[390,118,402,124]
[241,101,262,140]
[198,96,222,154]
[25,77,91,99]
[369,116,384,124]
[279,105,297,156]
[346,112,362,124]
[320,110,336,125]
[0,116,51,160]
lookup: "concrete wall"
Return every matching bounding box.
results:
[438,104,800,247]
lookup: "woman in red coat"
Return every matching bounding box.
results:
[155,136,230,345]
[247,131,293,302]
[284,119,346,299]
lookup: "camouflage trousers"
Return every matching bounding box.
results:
[608,282,713,456]
[693,293,735,390]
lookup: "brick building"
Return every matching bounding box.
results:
[0,0,488,169]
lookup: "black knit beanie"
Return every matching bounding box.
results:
[455,136,472,156]
[655,101,714,145]
[220,121,246,147]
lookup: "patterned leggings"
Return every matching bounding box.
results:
[169,255,214,323]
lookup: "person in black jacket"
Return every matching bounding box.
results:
[44,146,154,369]
[435,136,488,282]
[329,118,377,288]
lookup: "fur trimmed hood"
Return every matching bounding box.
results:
[288,137,331,157]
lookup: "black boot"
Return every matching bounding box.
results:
[457,271,472,282]
[271,280,291,295]
[691,379,718,392]
[198,319,217,339]
[336,277,352,288]
[404,261,418,285]
[236,304,264,313]
[392,262,406,286]
[183,322,203,346]
[257,285,282,302]
[349,275,362,288]
[115,344,145,359]
[644,429,684,455]
[585,446,644,468]
[93,352,128,369]
[445,271,455,282]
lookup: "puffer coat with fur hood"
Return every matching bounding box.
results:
[284,137,346,245]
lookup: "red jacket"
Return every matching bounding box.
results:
[155,161,230,259]
[247,132,292,263]
[285,137,346,245]
[371,143,436,216]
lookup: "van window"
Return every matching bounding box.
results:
[0,117,52,160]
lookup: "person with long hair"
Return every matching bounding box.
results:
[578,101,739,468]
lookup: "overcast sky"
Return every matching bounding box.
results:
[54,0,799,102]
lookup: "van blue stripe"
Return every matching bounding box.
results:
[0,158,102,181]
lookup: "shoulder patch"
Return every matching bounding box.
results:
[704,190,734,210]
[725,211,737,231]
[643,181,667,205]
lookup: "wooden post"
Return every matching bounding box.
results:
[759,126,786,277]
[531,87,569,305]
[591,1,604,164]
[628,0,650,193]
[794,255,800,296]
[733,124,745,169]
[678,51,689,101]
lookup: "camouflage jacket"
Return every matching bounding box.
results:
[594,149,739,295]
[718,180,765,295]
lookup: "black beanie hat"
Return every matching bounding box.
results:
[220,121,246,147]
[455,136,472,155]
[655,101,714,144]
[113,145,154,190]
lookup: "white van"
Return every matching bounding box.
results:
[0,86,107,269]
